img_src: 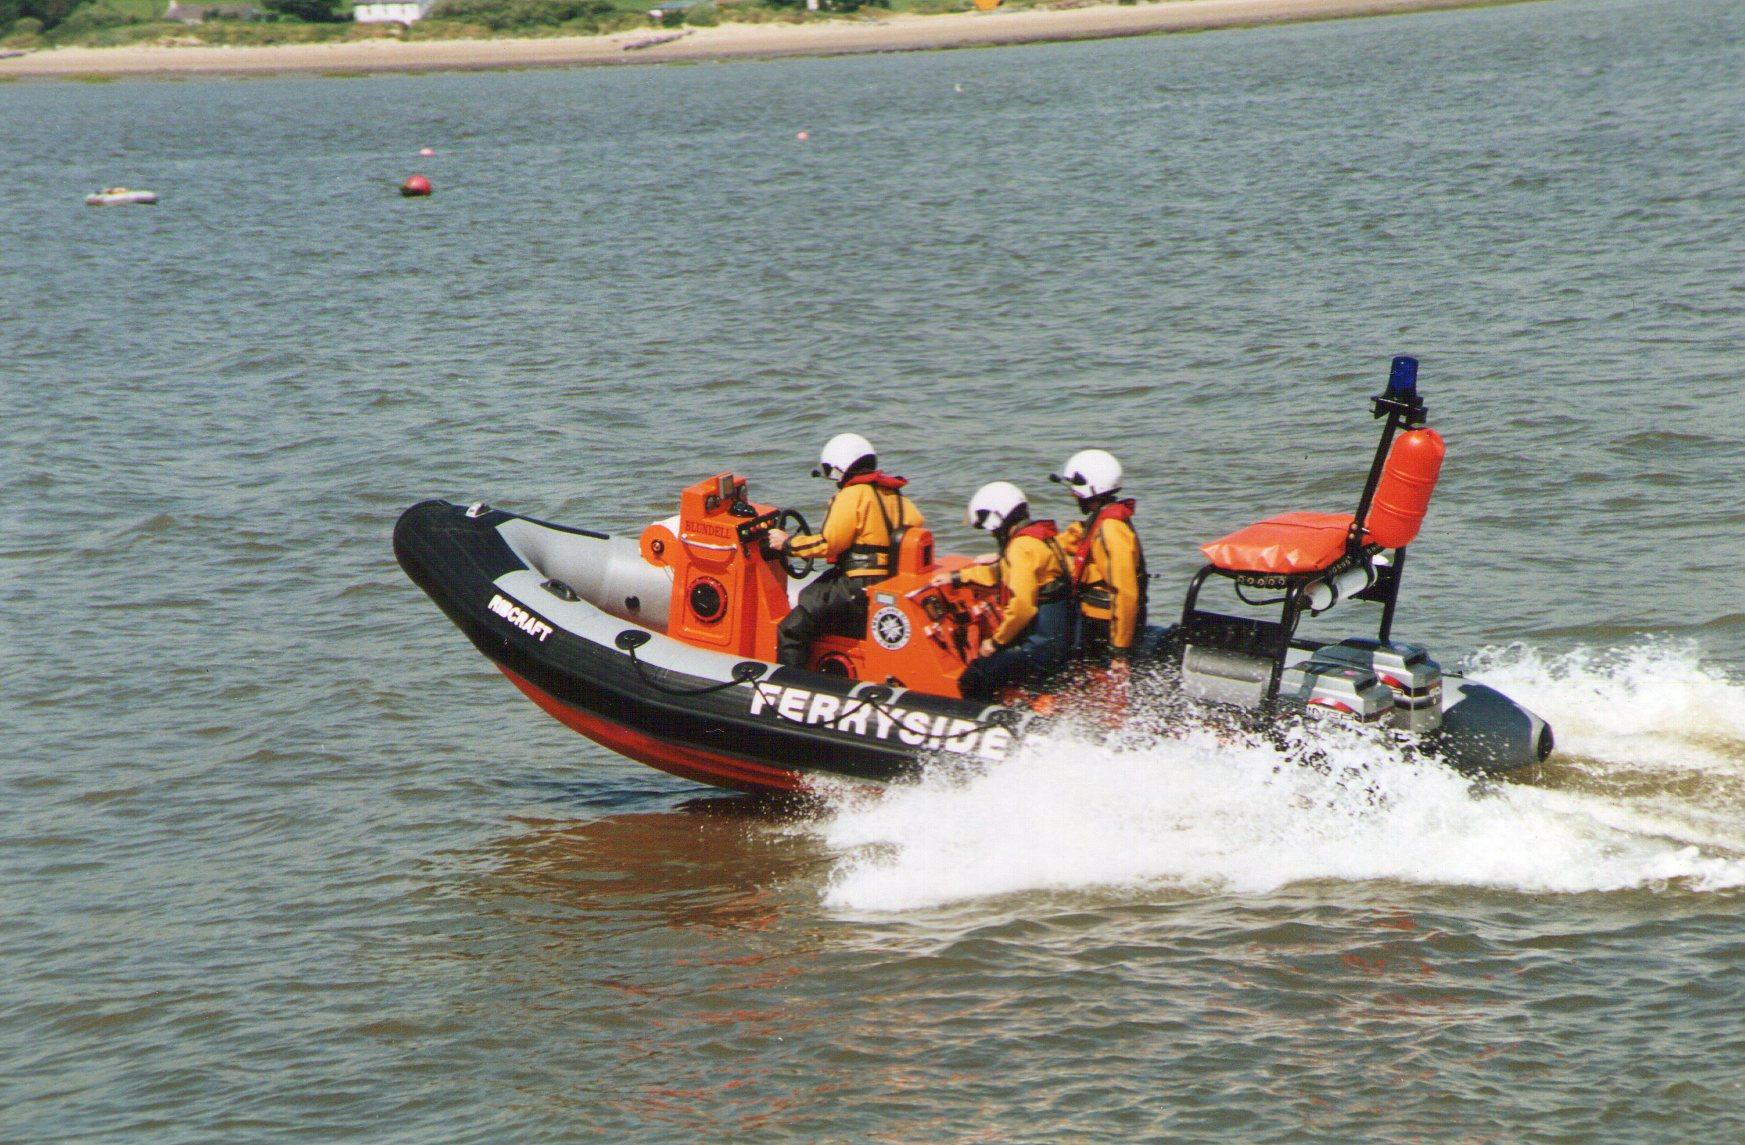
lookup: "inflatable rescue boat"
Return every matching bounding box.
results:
[395,358,1553,796]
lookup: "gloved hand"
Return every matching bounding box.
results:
[766,529,789,551]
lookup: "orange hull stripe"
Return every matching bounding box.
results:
[497,665,805,795]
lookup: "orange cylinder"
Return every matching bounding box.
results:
[1363,427,1445,549]
[639,520,678,567]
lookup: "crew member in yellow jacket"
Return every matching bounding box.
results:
[767,433,924,669]
[931,481,1075,700]
[1052,448,1146,663]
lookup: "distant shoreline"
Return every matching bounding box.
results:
[0,0,1534,79]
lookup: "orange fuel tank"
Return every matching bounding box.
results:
[1363,427,1445,549]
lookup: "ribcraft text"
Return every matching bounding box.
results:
[488,593,554,642]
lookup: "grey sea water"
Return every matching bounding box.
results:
[5,0,1745,1138]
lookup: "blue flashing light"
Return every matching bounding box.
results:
[1387,355,1419,398]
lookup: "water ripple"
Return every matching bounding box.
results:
[7,0,1745,1139]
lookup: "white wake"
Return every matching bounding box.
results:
[812,643,1745,912]
[1467,641,1745,774]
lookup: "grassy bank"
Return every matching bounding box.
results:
[0,0,1536,76]
[0,0,956,51]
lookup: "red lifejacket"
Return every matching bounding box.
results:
[1074,498,1136,578]
[1011,520,1060,543]
[836,471,911,575]
[841,470,908,492]
[1006,520,1071,605]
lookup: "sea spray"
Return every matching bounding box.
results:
[814,646,1745,913]
[1465,640,1745,851]
[1466,640,1745,773]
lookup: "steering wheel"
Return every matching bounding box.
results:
[775,508,816,580]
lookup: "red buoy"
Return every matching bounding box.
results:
[1363,427,1445,549]
[400,174,432,197]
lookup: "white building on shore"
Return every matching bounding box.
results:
[353,0,433,23]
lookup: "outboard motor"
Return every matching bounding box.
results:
[1279,660,1396,724]
[1296,638,1444,733]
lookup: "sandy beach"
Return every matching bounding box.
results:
[0,0,1520,77]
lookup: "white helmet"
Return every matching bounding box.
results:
[815,432,876,482]
[966,481,1028,533]
[1052,448,1122,499]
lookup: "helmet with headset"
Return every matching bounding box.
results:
[1050,449,1122,500]
[966,481,1028,533]
[813,433,876,483]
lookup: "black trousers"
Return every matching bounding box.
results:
[776,568,868,669]
[957,598,1075,701]
[1076,611,1142,664]
[1079,616,1114,664]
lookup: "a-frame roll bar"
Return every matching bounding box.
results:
[1178,356,1429,706]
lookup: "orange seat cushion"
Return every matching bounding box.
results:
[1200,512,1355,575]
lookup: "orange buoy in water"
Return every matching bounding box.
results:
[796,131,809,141]
[400,174,432,197]
[419,147,435,156]
[1363,427,1445,549]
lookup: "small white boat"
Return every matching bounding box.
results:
[85,187,158,206]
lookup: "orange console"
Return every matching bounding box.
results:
[639,473,1001,696]
[640,473,793,662]
[806,532,1000,693]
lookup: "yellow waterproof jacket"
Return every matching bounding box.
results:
[1060,508,1145,650]
[789,479,924,579]
[955,527,1071,647]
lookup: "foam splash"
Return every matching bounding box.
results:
[1465,641,1745,773]
[814,645,1745,913]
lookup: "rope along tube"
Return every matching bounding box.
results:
[618,637,764,697]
